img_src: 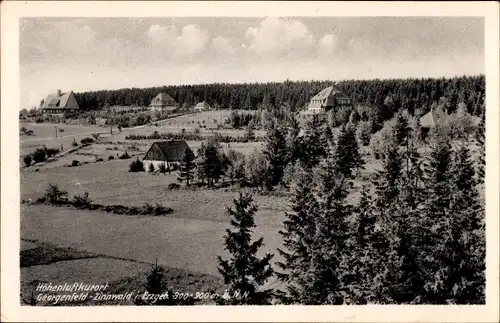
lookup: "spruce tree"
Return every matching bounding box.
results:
[333,123,364,179]
[304,151,352,304]
[277,164,319,304]
[341,184,378,304]
[263,118,288,189]
[199,139,224,187]
[297,116,326,169]
[217,192,274,305]
[475,112,485,184]
[285,113,302,164]
[420,135,454,303]
[439,144,485,304]
[177,147,196,186]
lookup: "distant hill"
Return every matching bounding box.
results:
[74,75,485,117]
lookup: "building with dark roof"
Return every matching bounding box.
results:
[142,140,190,171]
[41,89,79,115]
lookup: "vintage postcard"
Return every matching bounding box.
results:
[1,1,499,322]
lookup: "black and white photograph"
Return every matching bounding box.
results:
[1,1,499,322]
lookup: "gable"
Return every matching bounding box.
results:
[143,140,189,162]
[144,143,167,161]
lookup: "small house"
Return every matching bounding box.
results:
[143,140,189,171]
[194,101,211,112]
[41,89,79,115]
[149,92,178,113]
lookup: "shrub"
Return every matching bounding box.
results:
[95,158,104,162]
[158,163,167,174]
[148,163,155,172]
[167,183,180,190]
[108,156,115,160]
[31,148,47,163]
[72,138,78,147]
[44,184,68,205]
[72,192,92,208]
[59,128,64,132]
[194,127,201,134]
[23,155,32,167]
[80,137,94,145]
[119,151,130,159]
[92,133,100,141]
[71,160,80,167]
[141,202,155,215]
[44,147,60,158]
[129,158,145,172]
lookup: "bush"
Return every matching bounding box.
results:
[44,184,68,205]
[71,160,80,167]
[31,148,47,163]
[167,183,180,190]
[148,163,155,172]
[80,137,94,145]
[129,158,145,172]
[108,156,115,160]
[72,192,92,208]
[72,138,78,147]
[23,155,32,167]
[44,147,60,158]
[119,151,130,159]
[158,163,167,174]
[95,158,104,162]
[91,133,100,141]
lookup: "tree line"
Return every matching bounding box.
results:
[72,75,485,117]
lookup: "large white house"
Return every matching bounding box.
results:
[41,90,79,115]
[149,92,178,112]
[300,86,353,122]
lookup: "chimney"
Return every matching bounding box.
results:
[57,89,61,97]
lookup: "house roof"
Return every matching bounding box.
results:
[310,86,342,101]
[153,92,176,102]
[41,91,75,110]
[144,140,189,162]
[194,101,210,108]
[419,109,439,128]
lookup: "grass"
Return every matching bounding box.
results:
[20,240,223,306]
[20,239,98,267]
[21,204,285,279]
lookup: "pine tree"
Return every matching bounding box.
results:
[297,117,326,169]
[374,144,402,210]
[333,124,364,179]
[263,118,288,189]
[420,136,454,303]
[475,112,485,184]
[303,151,352,304]
[199,139,224,187]
[177,147,196,186]
[438,144,485,303]
[277,164,319,304]
[217,193,274,305]
[341,184,378,304]
[135,260,194,305]
[393,111,409,145]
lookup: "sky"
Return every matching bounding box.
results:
[20,17,484,110]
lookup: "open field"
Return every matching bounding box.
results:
[20,239,224,305]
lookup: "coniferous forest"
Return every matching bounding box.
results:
[74,75,485,117]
